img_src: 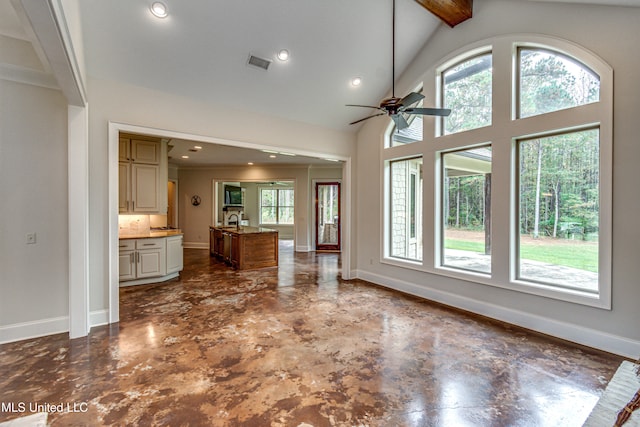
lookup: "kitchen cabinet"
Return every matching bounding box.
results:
[210,227,224,257]
[119,137,161,164]
[136,238,166,278]
[166,235,184,274]
[118,240,136,281]
[119,134,167,214]
[118,234,183,286]
[119,238,166,282]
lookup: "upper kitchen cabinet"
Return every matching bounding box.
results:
[119,134,168,214]
[119,137,161,164]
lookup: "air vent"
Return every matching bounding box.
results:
[247,54,271,71]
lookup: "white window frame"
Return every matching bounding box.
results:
[381,35,612,309]
[259,186,295,225]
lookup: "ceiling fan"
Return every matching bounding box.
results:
[347,0,451,130]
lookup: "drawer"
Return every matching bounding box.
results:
[136,238,165,250]
[118,240,135,251]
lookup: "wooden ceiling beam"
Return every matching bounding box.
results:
[414,0,473,27]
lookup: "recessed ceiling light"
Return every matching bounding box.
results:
[269,154,277,158]
[181,155,189,159]
[351,77,362,87]
[194,145,202,150]
[277,49,290,61]
[248,162,254,165]
[150,2,168,18]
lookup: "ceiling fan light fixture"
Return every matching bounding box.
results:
[351,77,362,87]
[150,2,168,18]
[277,49,290,61]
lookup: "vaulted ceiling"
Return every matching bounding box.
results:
[77,0,442,132]
[2,0,637,137]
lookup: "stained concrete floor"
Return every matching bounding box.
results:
[0,243,623,426]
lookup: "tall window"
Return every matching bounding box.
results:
[260,187,294,225]
[442,146,492,274]
[390,157,423,261]
[517,129,599,292]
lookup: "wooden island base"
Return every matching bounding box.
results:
[210,226,278,270]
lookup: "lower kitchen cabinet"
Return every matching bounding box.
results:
[118,240,136,281]
[136,238,166,278]
[166,235,184,274]
[119,234,183,286]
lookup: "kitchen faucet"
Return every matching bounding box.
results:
[228,213,240,230]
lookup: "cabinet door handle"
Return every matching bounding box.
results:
[142,243,155,246]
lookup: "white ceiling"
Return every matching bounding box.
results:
[77,0,442,133]
[4,0,639,167]
[166,137,342,167]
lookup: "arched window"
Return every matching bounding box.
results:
[443,52,492,135]
[518,48,600,118]
[383,35,612,308]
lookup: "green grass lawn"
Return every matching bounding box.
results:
[445,239,598,272]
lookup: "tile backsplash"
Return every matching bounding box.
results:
[118,215,150,236]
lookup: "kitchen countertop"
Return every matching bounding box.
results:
[119,229,183,240]
[210,225,277,235]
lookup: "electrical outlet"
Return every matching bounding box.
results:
[26,233,37,244]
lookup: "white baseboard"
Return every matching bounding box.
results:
[355,269,640,359]
[296,245,312,252]
[119,272,180,287]
[90,309,109,328]
[184,242,209,249]
[0,316,69,344]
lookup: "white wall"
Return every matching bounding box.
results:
[355,0,640,357]
[0,79,69,342]
[87,77,355,316]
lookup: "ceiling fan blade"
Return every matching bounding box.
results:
[403,107,452,117]
[391,114,410,130]
[346,104,383,110]
[400,92,425,107]
[350,113,386,125]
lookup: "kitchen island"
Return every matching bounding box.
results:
[210,226,278,270]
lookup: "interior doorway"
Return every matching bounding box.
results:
[315,182,341,251]
[167,180,178,228]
